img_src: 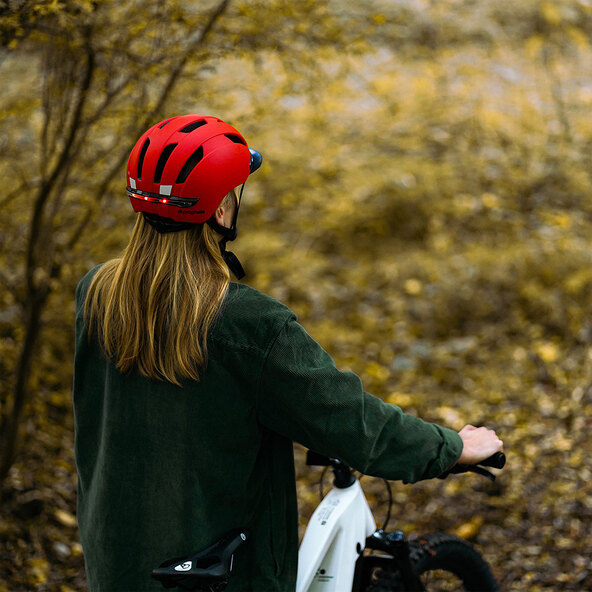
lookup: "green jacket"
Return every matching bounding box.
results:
[74,267,462,592]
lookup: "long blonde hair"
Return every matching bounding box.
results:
[84,204,233,385]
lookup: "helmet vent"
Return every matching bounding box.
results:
[154,144,177,184]
[159,119,173,129]
[179,120,207,133]
[225,134,246,145]
[137,138,150,180]
[176,146,204,184]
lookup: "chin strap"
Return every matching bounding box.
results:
[206,183,246,280]
[205,220,245,280]
[219,242,245,280]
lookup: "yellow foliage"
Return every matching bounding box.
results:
[54,509,77,528]
[364,361,390,382]
[412,75,437,101]
[540,1,562,26]
[481,193,499,209]
[436,406,462,427]
[565,268,592,294]
[371,73,398,96]
[26,558,49,586]
[536,342,559,363]
[525,34,545,58]
[553,432,573,452]
[541,210,572,230]
[478,107,512,132]
[386,392,415,407]
[404,279,423,295]
[567,25,589,48]
[453,515,484,540]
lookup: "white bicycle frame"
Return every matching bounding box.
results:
[296,478,376,592]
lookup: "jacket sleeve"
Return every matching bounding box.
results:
[256,316,463,483]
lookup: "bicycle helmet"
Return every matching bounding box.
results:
[126,114,262,279]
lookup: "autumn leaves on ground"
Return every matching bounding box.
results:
[1,1,592,590]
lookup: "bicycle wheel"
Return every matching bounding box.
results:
[365,533,498,592]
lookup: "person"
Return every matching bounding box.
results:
[73,114,503,592]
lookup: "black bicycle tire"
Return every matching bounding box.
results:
[364,532,498,592]
[410,533,498,591]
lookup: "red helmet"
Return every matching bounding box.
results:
[126,115,261,224]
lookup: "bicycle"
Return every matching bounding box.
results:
[151,450,506,592]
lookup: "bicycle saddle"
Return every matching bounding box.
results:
[151,528,248,591]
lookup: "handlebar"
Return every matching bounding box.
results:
[438,451,506,481]
[306,450,506,483]
[477,451,506,469]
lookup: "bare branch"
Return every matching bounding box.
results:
[143,0,233,125]
[27,37,96,289]
[0,178,34,210]
[66,0,235,254]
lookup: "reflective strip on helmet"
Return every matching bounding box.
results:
[127,189,199,209]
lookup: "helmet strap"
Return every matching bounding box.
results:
[206,183,246,280]
[206,219,237,241]
[143,212,194,233]
[219,241,245,280]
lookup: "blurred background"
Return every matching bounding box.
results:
[1,0,592,589]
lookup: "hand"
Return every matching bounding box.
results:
[457,425,503,465]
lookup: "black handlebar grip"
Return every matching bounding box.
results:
[479,452,506,469]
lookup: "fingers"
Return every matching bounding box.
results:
[457,425,504,464]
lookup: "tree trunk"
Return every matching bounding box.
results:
[0,0,234,487]
[0,39,95,485]
[0,289,48,481]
